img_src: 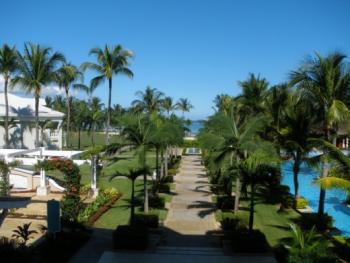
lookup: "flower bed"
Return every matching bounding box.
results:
[78,188,120,226]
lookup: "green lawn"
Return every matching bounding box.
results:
[66,131,123,150]
[48,149,170,230]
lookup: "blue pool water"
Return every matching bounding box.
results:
[282,161,350,236]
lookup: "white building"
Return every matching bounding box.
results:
[0,93,64,149]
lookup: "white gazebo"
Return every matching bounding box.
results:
[0,92,64,149]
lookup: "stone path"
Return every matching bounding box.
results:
[163,155,220,247]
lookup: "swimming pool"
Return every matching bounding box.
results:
[185,148,201,155]
[282,161,350,236]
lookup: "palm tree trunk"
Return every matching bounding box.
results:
[4,76,9,148]
[35,91,40,148]
[293,154,301,199]
[160,149,164,179]
[66,88,70,148]
[156,147,159,182]
[105,78,112,145]
[142,146,149,213]
[249,183,255,232]
[131,179,135,223]
[164,147,168,177]
[234,155,241,212]
[78,128,81,150]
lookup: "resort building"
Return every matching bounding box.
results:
[0,92,64,149]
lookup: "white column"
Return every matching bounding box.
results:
[342,139,345,149]
[346,137,349,149]
[90,156,98,198]
[40,168,46,188]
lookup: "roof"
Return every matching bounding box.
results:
[0,92,64,120]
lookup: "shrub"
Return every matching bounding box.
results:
[296,197,308,209]
[113,225,148,250]
[162,174,174,182]
[167,169,178,176]
[158,183,171,193]
[332,236,350,262]
[80,184,91,195]
[216,195,235,210]
[299,213,333,231]
[280,194,295,210]
[219,212,248,233]
[61,195,82,222]
[148,194,165,209]
[231,227,270,253]
[133,213,159,228]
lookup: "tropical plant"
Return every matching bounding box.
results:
[213,94,234,116]
[87,97,105,146]
[285,224,334,263]
[0,44,17,148]
[132,86,164,114]
[82,45,133,144]
[162,96,175,116]
[176,98,193,117]
[291,51,350,215]
[110,167,150,222]
[56,63,82,147]
[12,222,38,246]
[12,43,64,147]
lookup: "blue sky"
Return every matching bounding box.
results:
[1,0,350,119]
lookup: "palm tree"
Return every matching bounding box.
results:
[176,98,193,117]
[0,44,18,148]
[73,80,98,101]
[110,167,150,223]
[71,100,89,149]
[278,96,315,199]
[162,96,175,116]
[12,222,38,246]
[132,86,164,113]
[87,97,104,146]
[56,63,82,147]
[12,43,64,147]
[290,51,350,215]
[82,45,133,145]
[239,147,279,232]
[213,94,234,116]
[237,73,269,119]
[198,112,267,212]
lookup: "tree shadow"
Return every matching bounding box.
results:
[187,200,217,218]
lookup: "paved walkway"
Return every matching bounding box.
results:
[163,155,220,247]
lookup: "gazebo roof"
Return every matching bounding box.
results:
[0,92,64,120]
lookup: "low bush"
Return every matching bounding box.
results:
[158,183,171,193]
[296,197,308,209]
[298,213,333,231]
[216,195,235,210]
[332,236,350,262]
[133,213,159,228]
[162,174,174,182]
[148,194,165,209]
[113,224,148,250]
[219,212,249,231]
[167,169,178,176]
[231,227,270,253]
[61,195,82,222]
[280,194,295,210]
[79,184,91,195]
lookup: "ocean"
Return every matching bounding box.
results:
[187,120,204,135]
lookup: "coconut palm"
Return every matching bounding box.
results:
[162,96,175,116]
[56,63,82,147]
[87,97,104,146]
[71,100,89,149]
[110,166,150,223]
[290,51,350,215]
[73,80,98,101]
[278,96,315,198]
[213,94,234,116]
[198,112,267,211]
[237,73,269,119]
[0,44,18,148]
[132,86,164,114]
[239,147,279,232]
[176,98,193,117]
[82,45,133,145]
[11,43,64,147]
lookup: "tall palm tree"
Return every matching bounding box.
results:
[12,43,64,147]
[290,51,350,215]
[237,73,269,120]
[213,94,234,116]
[162,96,175,116]
[176,98,193,117]
[198,112,267,211]
[0,44,18,148]
[71,99,89,149]
[82,45,133,145]
[132,86,164,114]
[278,96,315,198]
[73,80,98,101]
[87,97,104,146]
[56,63,82,147]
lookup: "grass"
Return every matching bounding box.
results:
[47,148,170,230]
[66,131,122,150]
